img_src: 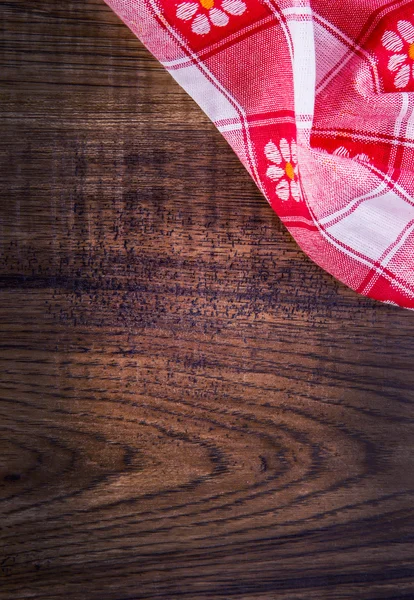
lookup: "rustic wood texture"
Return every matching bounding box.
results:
[1,1,414,598]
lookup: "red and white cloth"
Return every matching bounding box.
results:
[104,0,414,308]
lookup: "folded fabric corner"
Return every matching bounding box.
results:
[103,0,414,309]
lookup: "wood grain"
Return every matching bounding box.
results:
[1,1,414,598]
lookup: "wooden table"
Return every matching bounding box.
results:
[1,1,414,598]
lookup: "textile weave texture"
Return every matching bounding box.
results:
[104,0,414,308]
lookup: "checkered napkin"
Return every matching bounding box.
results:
[104,0,414,308]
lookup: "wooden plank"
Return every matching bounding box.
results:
[1,1,414,598]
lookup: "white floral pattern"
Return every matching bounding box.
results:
[332,146,371,163]
[264,139,301,202]
[176,0,246,35]
[382,19,414,89]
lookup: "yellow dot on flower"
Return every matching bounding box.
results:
[200,0,214,8]
[409,43,414,60]
[285,162,295,180]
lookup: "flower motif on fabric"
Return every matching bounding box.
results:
[382,18,414,89]
[176,0,247,35]
[264,139,301,202]
[332,146,371,163]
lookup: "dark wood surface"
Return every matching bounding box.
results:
[1,1,414,598]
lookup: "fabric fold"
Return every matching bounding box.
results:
[103,0,414,308]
